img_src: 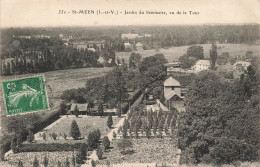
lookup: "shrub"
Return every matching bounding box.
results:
[51,132,57,140]
[113,131,117,139]
[107,113,113,128]
[11,138,19,153]
[32,156,39,167]
[63,133,67,140]
[27,130,34,142]
[65,158,70,167]
[88,132,98,149]
[102,136,110,150]
[74,106,79,118]
[57,161,61,167]
[43,155,49,167]
[79,143,88,159]
[117,139,133,154]
[97,146,104,159]
[95,129,101,141]
[42,133,46,140]
[18,159,23,167]
[98,102,104,116]
[70,120,81,140]
[59,101,67,115]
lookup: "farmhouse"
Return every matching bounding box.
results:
[233,61,251,71]
[69,103,88,115]
[121,33,140,39]
[164,77,186,111]
[135,42,143,50]
[87,48,96,52]
[164,62,182,75]
[192,60,210,72]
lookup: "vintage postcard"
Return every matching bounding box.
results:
[0,0,260,167]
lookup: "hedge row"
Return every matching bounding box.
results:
[121,89,142,114]
[33,110,60,133]
[128,89,142,106]
[122,93,144,114]
[20,143,85,152]
[0,110,60,157]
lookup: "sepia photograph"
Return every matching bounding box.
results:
[0,0,260,167]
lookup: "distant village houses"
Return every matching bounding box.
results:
[192,60,211,72]
[164,62,182,75]
[135,42,143,50]
[233,61,251,71]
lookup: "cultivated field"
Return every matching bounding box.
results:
[35,115,121,143]
[97,138,178,165]
[44,67,113,107]
[116,44,260,63]
[4,151,75,167]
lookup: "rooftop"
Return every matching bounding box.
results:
[164,77,181,87]
[69,103,88,112]
[195,60,211,66]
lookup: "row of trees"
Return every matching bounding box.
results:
[117,104,179,139]
[1,37,119,75]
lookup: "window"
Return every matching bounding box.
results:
[172,87,175,90]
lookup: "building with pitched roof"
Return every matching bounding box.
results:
[163,77,185,112]
[192,60,211,72]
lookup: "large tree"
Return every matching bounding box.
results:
[129,52,142,68]
[186,45,204,60]
[97,102,104,117]
[210,42,218,69]
[178,71,260,164]
[107,113,113,128]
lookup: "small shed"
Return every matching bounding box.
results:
[69,103,88,115]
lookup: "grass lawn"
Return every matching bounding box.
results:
[36,115,121,143]
[97,138,178,165]
[116,44,260,63]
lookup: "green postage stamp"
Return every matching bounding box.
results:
[2,75,49,116]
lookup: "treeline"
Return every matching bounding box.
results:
[124,25,259,50]
[1,37,120,75]
[3,25,259,46]
[177,63,260,164]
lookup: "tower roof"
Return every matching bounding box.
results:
[164,77,181,86]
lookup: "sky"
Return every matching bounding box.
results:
[1,0,260,27]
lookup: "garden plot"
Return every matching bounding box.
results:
[5,151,75,167]
[34,115,121,143]
[97,138,178,165]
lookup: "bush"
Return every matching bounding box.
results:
[79,143,88,160]
[102,136,110,150]
[107,113,113,128]
[32,156,39,167]
[70,120,81,140]
[97,146,104,159]
[113,131,117,139]
[27,130,34,142]
[20,143,82,152]
[51,132,57,140]
[98,102,104,116]
[117,139,133,154]
[43,155,49,167]
[88,131,99,149]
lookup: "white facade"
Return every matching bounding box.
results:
[192,60,211,72]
